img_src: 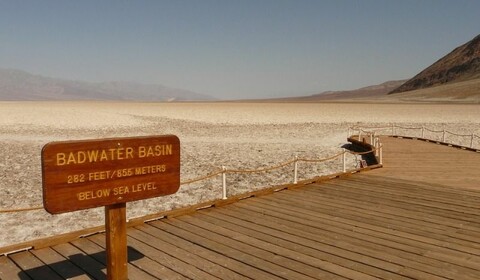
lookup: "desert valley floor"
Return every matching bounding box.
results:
[1,101,480,247]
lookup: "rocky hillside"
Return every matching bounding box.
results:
[0,68,214,101]
[391,34,480,94]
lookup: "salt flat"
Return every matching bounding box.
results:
[1,101,479,247]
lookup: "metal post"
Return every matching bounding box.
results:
[471,134,475,148]
[222,166,227,200]
[442,129,446,142]
[422,126,425,138]
[379,143,383,165]
[342,149,346,173]
[293,156,298,184]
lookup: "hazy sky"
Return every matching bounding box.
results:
[1,0,479,99]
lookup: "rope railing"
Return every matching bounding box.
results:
[350,124,479,149]
[0,206,44,213]
[1,144,380,213]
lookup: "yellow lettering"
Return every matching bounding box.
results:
[126,147,134,159]
[77,188,111,201]
[113,186,129,196]
[67,153,77,165]
[100,150,108,161]
[138,145,173,158]
[55,145,159,166]
[146,146,154,157]
[165,144,172,155]
[138,146,146,158]
[155,145,165,156]
[87,150,99,162]
[56,153,66,166]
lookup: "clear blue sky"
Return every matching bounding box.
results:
[1,0,479,99]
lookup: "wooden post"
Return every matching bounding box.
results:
[379,143,383,165]
[471,134,475,148]
[392,124,395,136]
[293,156,298,184]
[222,166,227,199]
[442,129,446,142]
[105,203,128,280]
[422,126,425,138]
[342,149,346,173]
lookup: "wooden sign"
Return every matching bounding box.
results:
[42,135,180,214]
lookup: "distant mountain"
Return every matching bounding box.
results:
[0,68,214,101]
[260,80,407,102]
[305,80,407,101]
[390,34,480,94]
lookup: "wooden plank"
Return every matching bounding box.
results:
[227,203,480,280]
[51,242,106,280]
[0,255,31,280]
[343,175,480,205]
[138,223,282,280]
[227,202,480,279]
[8,251,63,280]
[126,233,211,280]
[71,236,158,280]
[150,220,318,280]
[126,232,217,280]
[278,183,480,233]
[30,247,91,280]
[129,226,247,280]
[308,181,480,224]
[372,137,480,190]
[314,181,480,216]
[280,186,480,247]
[193,210,412,280]
[290,184,480,230]
[332,177,480,210]
[354,174,480,198]
[247,196,480,268]
[86,233,184,280]
[176,215,369,280]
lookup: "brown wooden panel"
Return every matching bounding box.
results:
[196,209,412,280]
[224,203,475,280]
[0,255,31,280]
[30,247,91,280]
[128,227,244,280]
[42,135,180,214]
[9,251,64,280]
[137,223,279,280]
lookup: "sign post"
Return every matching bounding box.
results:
[105,203,127,280]
[41,135,181,280]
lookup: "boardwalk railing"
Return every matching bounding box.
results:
[350,124,480,150]
[1,140,381,214]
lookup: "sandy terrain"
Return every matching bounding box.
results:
[1,101,480,248]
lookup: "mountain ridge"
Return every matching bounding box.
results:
[0,68,214,101]
[390,34,480,94]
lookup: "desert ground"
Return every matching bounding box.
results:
[1,101,480,247]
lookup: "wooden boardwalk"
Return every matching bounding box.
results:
[1,137,480,279]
